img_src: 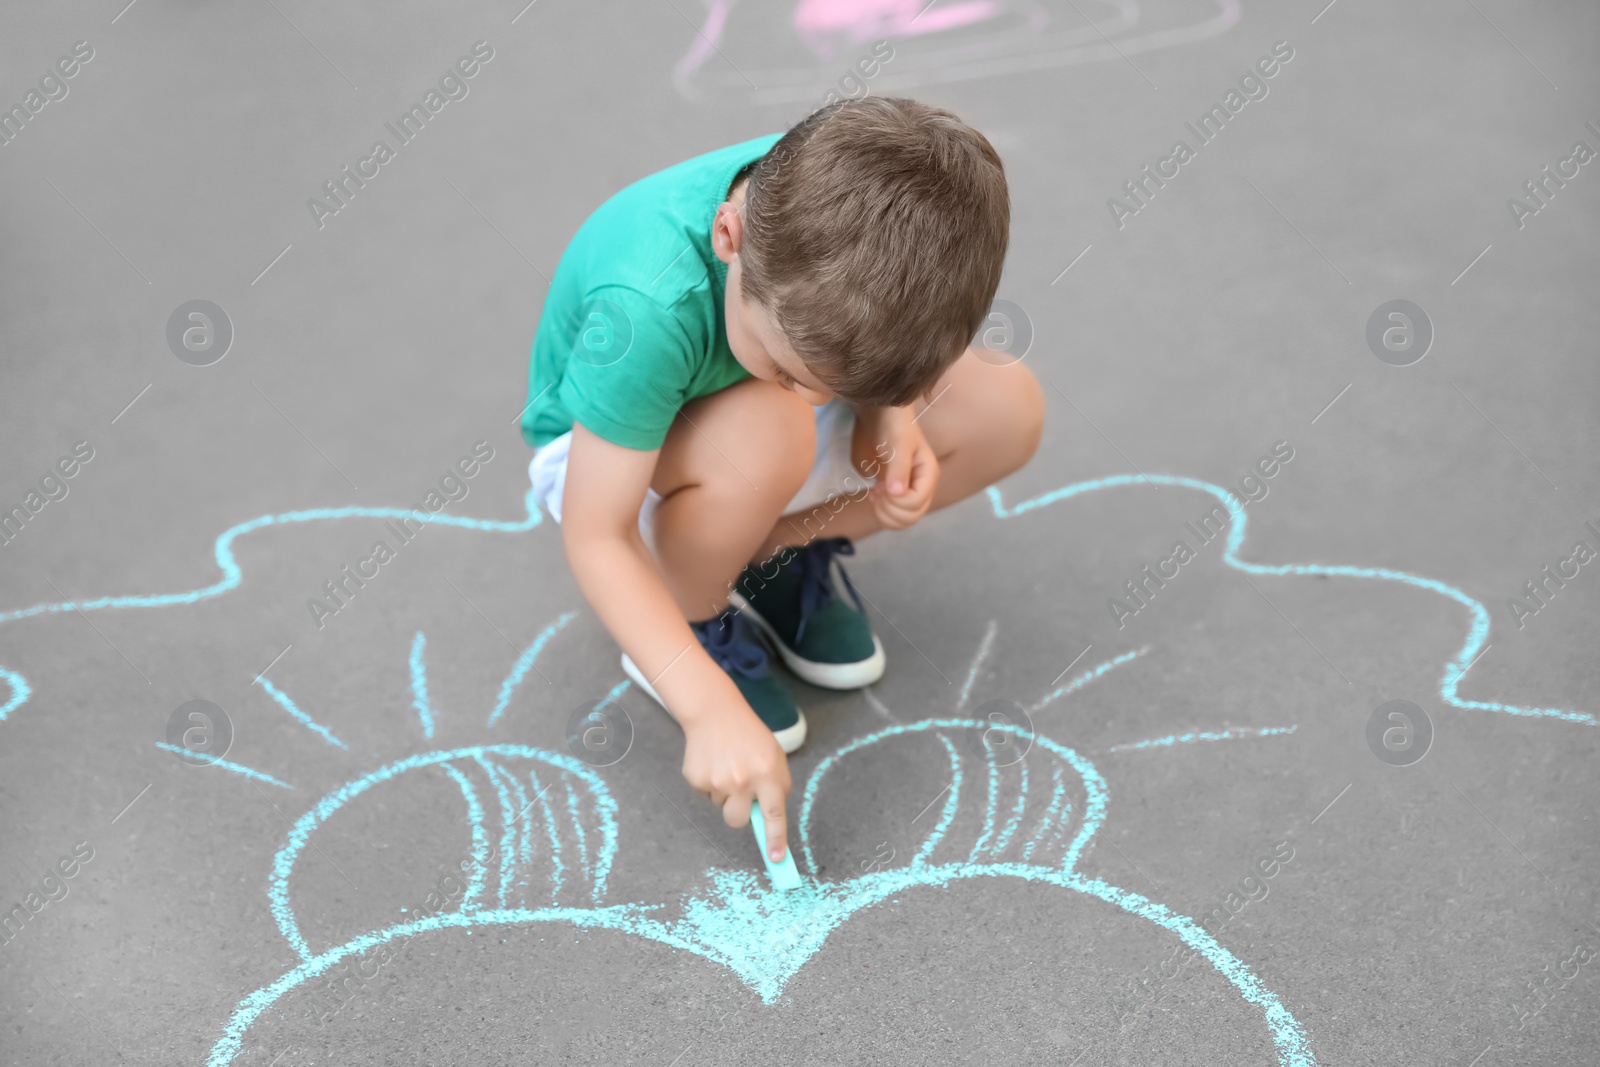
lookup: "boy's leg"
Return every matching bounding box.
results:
[650,377,819,622]
[752,348,1044,558]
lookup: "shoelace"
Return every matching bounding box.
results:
[793,537,865,645]
[694,608,769,679]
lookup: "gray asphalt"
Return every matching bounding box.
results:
[1,1,1597,1065]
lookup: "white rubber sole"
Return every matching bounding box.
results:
[728,595,887,690]
[619,651,808,754]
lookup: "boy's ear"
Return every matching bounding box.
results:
[712,201,742,262]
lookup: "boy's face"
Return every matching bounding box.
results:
[713,191,835,407]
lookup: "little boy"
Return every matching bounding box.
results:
[521,97,1043,863]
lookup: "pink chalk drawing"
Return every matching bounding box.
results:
[672,0,1243,106]
[676,0,740,91]
[794,0,1004,59]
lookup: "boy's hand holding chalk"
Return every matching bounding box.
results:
[751,800,802,890]
[678,696,792,862]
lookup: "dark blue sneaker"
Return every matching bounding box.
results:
[620,606,807,753]
[730,537,886,689]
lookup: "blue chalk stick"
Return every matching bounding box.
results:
[749,801,802,890]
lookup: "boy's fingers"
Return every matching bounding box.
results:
[756,787,788,862]
[722,791,754,829]
[872,499,909,530]
[876,486,922,522]
[878,442,911,496]
[907,446,936,500]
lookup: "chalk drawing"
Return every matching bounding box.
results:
[673,0,1242,105]
[955,617,998,711]
[1021,764,1070,862]
[487,610,578,726]
[204,632,1314,1067]
[152,742,294,790]
[989,750,1030,855]
[1109,725,1299,752]
[256,676,348,751]
[0,492,541,628]
[1031,646,1146,712]
[263,738,618,963]
[0,665,29,722]
[989,475,1595,728]
[474,756,520,905]
[793,0,1007,54]
[409,631,435,739]
[436,762,491,912]
[0,489,541,726]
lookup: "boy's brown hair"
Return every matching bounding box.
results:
[736,96,1009,407]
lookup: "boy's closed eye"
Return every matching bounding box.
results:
[767,358,833,405]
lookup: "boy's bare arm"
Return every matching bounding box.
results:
[560,421,793,860]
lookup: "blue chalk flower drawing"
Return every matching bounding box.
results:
[0,473,1592,1067]
[213,626,1324,1067]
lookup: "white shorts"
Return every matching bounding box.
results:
[528,398,873,553]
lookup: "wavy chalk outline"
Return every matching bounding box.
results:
[988,475,1594,728]
[1,471,1588,738]
[0,490,543,724]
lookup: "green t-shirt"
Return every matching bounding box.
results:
[521,132,784,452]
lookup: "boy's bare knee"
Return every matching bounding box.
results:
[666,378,815,505]
[968,364,1044,477]
[1011,364,1045,466]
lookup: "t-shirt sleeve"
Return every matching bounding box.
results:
[555,285,699,451]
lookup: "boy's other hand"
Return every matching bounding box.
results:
[867,411,939,530]
[680,695,792,861]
